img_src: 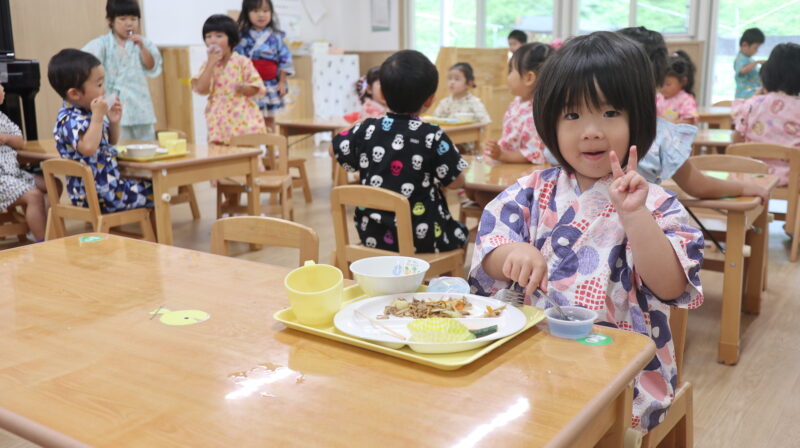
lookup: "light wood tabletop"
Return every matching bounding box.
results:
[463,156,548,206]
[697,106,732,129]
[276,118,350,138]
[692,129,734,150]
[18,140,261,246]
[0,234,655,447]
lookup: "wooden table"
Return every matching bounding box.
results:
[464,156,547,206]
[18,140,261,246]
[0,234,656,447]
[663,172,778,365]
[697,106,732,129]
[692,129,734,153]
[440,122,488,147]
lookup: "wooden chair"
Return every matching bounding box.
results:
[640,308,692,448]
[217,133,294,220]
[0,207,28,243]
[211,216,318,265]
[458,201,482,243]
[727,143,800,261]
[289,157,313,204]
[41,159,156,241]
[156,129,201,220]
[331,185,466,279]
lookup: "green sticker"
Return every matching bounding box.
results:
[79,236,105,243]
[578,333,613,346]
[704,170,730,180]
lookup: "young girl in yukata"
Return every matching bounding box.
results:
[660,51,698,124]
[469,32,704,438]
[235,0,294,132]
[617,27,768,202]
[83,0,162,141]
[0,84,46,240]
[48,49,153,213]
[434,62,491,154]
[484,42,553,164]
[192,14,267,145]
[351,66,387,122]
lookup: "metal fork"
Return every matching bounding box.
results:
[494,281,573,321]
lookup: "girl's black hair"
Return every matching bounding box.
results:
[666,50,696,96]
[237,0,281,33]
[202,14,240,50]
[449,62,476,86]
[533,31,656,173]
[106,0,140,22]
[617,26,668,88]
[509,42,554,75]
[760,43,800,96]
[356,66,381,103]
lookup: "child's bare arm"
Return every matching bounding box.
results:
[446,171,466,189]
[672,159,769,203]
[738,60,762,75]
[192,57,218,95]
[76,98,110,156]
[0,133,24,150]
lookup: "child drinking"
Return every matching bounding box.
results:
[332,50,469,253]
[484,42,553,164]
[192,14,267,145]
[354,66,387,121]
[660,51,698,124]
[48,49,153,213]
[82,0,162,141]
[469,32,704,435]
[733,42,800,187]
[735,28,766,99]
[0,84,46,240]
[433,62,491,125]
[235,0,294,132]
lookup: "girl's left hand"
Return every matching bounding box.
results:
[129,34,144,47]
[278,82,288,98]
[107,99,123,124]
[609,146,648,214]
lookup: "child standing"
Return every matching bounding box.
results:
[332,50,469,253]
[192,14,267,145]
[48,49,153,213]
[235,0,294,131]
[735,27,766,99]
[660,51,698,124]
[0,84,46,240]
[484,42,553,164]
[733,43,800,187]
[353,66,387,121]
[469,32,704,435]
[82,0,162,141]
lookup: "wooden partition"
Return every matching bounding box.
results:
[666,40,706,105]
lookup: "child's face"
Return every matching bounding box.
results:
[660,75,684,99]
[111,15,139,39]
[248,3,272,30]
[447,69,470,96]
[557,92,630,185]
[507,68,536,98]
[741,42,762,57]
[204,32,231,55]
[508,38,522,53]
[68,65,106,109]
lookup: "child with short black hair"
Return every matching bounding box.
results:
[332,50,469,253]
[507,29,527,53]
[484,42,553,164]
[735,27,766,99]
[83,0,162,141]
[660,50,698,124]
[48,49,153,213]
[470,31,704,435]
[192,14,266,144]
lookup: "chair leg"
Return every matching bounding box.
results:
[180,185,202,220]
[141,212,157,242]
[281,185,293,221]
[96,216,109,234]
[791,202,800,262]
[292,159,313,203]
[216,188,223,219]
[45,209,66,240]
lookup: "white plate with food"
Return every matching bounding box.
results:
[333,292,527,354]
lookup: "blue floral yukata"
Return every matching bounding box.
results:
[54,103,153,213]
[469,167,704,433]
[234,27,294,117]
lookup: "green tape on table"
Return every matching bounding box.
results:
[704,170,730,180]
[578,333,613,346]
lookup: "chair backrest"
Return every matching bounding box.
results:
[712,100,732,107]
[688,154,769,174]
[330,185,415,258]
[230,133,288,175]
[41,159,102,216]
[211,216,319,265]
[669,308,688,383]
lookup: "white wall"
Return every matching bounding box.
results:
[142,0,399,51]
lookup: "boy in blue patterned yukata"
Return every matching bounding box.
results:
[83,0,162,140]
[48,49,153,213]
[235,0,294,131]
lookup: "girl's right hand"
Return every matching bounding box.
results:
[90,97,109,116]
[502,242,549,294]
[207,45,223,64]
[484,140,501,160]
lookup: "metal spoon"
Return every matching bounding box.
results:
[536,289,573,321]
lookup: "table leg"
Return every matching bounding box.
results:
[151,172,173,245]
[743,207,767,314]
[719,211,745,365]
[597,384,633,447]
[245,155,261,251]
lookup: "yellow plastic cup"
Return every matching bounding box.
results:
[284,261,343,326]
[158,132,179,147]
[173,138,187,153]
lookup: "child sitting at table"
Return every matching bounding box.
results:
[484,42,553,164]
[48,49,153,213]
[433,62,491,153]
[348,66,386,122]
[660,51,698,124]
[735,27,766,99]
[332,50,469,253]
[507,29,527,53]
[469,31,704,436]
[733,42,800,187]
[192,14,267,145]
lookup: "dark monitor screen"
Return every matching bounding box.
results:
[0,0,14,55]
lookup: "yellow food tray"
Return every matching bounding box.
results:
[273,284,545,370]
[117,146,189,162]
